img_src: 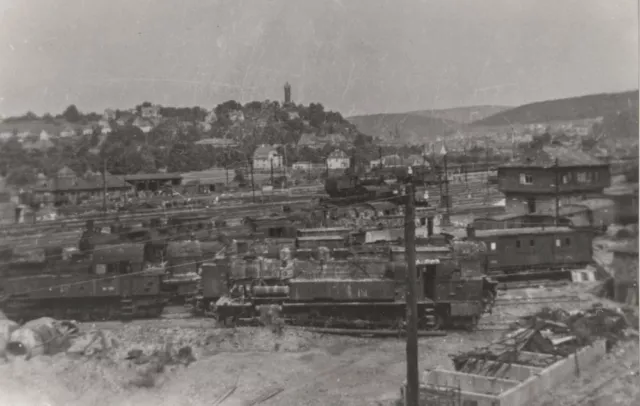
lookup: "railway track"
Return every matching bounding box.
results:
[81,294,587,334]
[1,197,316,239]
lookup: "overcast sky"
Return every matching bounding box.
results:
[0,0,637,117]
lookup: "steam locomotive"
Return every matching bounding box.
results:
[190,240,498,331]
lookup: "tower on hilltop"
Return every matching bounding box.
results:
[284,82,292,105]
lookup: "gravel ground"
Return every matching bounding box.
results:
[1,282,638,406]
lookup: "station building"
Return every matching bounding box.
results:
[497,145,611,215]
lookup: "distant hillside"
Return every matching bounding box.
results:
[346,113,460,145]
[407,105,512,124]
[472,90,639,126]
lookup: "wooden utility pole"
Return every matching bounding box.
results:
[248,158,256,203]
[270,158,274,185]
[442,148,451,226]
[554,157,560,225]
[485,138,490,198]
[404,181,419,406]
[102,158,108,214]
[282,147,288,188]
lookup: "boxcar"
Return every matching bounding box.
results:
[468,226,594,273]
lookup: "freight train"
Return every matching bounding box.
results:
[190,240,499,331]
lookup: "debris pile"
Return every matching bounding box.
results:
[452,303,638,373]
[4,317,80,361]
[124,344,196,388]
[510,303,637,352]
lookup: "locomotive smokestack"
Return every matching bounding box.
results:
[466,224,476,239]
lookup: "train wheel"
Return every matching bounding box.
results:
[223,316,237,328]
[205,304,219,322]
[464,316,479,332]
[420,311,443,331]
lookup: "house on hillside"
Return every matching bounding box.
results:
[205,110,218,124]
[59,126,76,138]
[22,131,54,151]
[327,149,350,170]
[99,122,112,134]
[133,117,154,133]
[297,133,326,150]
[103,109,116,121]
[81,126,94,136]
[116,113,135,127]
[141,105,161,119]
[0,131,13,141]
[380,154,403,167]
[326,133,348,145]
[405,154,428,167]
[229,110,245,123]
[253,145,283,170]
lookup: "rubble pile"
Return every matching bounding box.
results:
[452,303,638,373]
[511,303,637,352]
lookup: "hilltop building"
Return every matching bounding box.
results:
[497,145,611,215]
[284,82,292,105]
[141,104,161,119]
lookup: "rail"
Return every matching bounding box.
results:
[1,197,316,237]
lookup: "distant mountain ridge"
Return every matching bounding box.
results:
[346,113,461,145]
[406,105,512,124]
[472,90,639,127]
[347,91,638,145]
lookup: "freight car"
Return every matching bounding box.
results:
[190,245,498,331]
[0,243,169,322]
[464,225,595,283]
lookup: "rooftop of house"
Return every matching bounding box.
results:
[297,133,326,147]
[473,226,578,238]
[34,172,130,192]
[501,145,606,168]
[123,173,182,182]
[328,149,348,159]
[253,145,279,160]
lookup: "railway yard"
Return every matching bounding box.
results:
[0,175,638,406]
[1,281,638,406]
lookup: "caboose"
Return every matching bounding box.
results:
[465,225,595,282]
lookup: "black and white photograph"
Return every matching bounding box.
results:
[0,1,638,405]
